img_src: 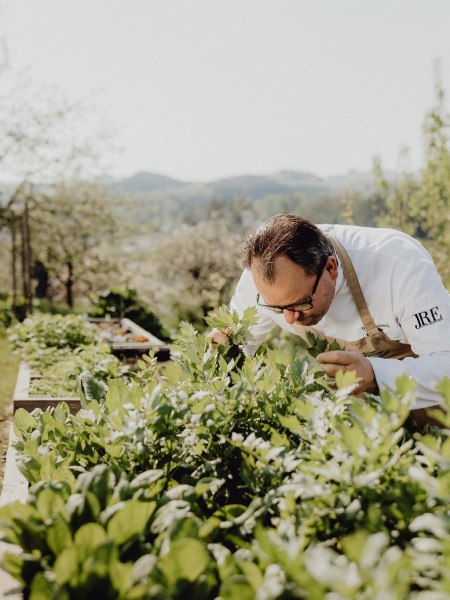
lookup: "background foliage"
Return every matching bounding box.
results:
[0,60,449,337]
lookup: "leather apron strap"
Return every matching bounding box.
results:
[329,235,379,337]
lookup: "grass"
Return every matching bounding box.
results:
[0,333,20,486]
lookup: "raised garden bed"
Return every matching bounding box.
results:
[0,316,170,597]
[13,361,80,414]
[0,317,171,597]
[0,426,27,600]
[10,317,171,414]
[89,317,171,361]
[1,356,31,598]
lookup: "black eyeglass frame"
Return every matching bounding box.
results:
[255,256,329,314]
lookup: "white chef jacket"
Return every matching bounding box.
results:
[230,224,450,409]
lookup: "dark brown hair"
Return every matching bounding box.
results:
[240,213,335,282]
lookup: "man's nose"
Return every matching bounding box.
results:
[283,309,300,324]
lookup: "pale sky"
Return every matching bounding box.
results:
[1,0,450,182]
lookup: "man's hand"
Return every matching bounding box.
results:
[316,350,378,394]
[207,328,230,346]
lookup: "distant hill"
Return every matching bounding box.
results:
[107,168,397,232]
[275,170,324,186]
[111,168,386,197]
[111,171,186,192]
[206,175,293,199]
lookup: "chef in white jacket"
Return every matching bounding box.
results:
[211,214,450,422]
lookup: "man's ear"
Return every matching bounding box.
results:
[326,256,339,281]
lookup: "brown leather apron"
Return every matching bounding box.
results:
[292,235,417,359]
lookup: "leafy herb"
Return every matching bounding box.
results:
[8,313,125,397]
[305,330,344,357]
[1,307,450,598]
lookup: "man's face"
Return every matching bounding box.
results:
[251,254,338,327]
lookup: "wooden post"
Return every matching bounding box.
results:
[10,212,18,311]
[66,259,74,308]
[21,200,32,314]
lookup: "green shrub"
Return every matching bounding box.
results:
[32,298,74,316]
[1,307,449,598]
[0,294,27,328]
[90,287,171,341]
[8,313,124,397]
[8,313,98,351]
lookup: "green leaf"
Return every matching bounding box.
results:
[278,413,303,435]
[359,532,390,570]
[1,551,40,586]
[46,514,72,554]
[395,374,416,398]
[306,333,343,358]
[220,575,255,600]
[237,562,263,591]
[0,501,36,529]
[110,560,134,593]
[78,370,107,405]
[199,515,221,539]
[270,429,289,446]
[205,306,257,346]
[36,488,66,520]
[335,369,358,390]
[76,465,115,509]
[40,412,66,435]
[194,477,225,497]
[169,516,200,541]
[132,554,157,583]
[436,377,450,406]
[129,469,165,491]
[51,467,77,486]
[13,408,37,438]
[340,530,370,563]
[328,339,343,351]
[104,378,127,413]
[66,492,101,530]
[107,500,156,545]
[106,378,143,412]
[159,538,209,583]
[74,523,107,553]
[103,443,124,458]
[214,505,247,521]
[305,332,328,357]
[29,571,61,600]
[54,545,79,585]
[335,421,365,455]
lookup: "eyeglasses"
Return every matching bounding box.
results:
[256,259,327,314]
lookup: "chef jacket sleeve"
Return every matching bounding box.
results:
[367,248,450,409]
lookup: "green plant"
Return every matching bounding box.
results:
[0,294,27,329]
[1,307,450,598]
[303,330,343,357]
[90,287,171,341]
[32,298,74,316]
[8,313,124,397]
[8,313,98,351]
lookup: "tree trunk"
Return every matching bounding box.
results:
[10,214,18,310]
[21,201,32,314]
[66,260,74,307]
[31,260,49,298]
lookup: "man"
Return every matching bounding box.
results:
[211,214,450,420]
